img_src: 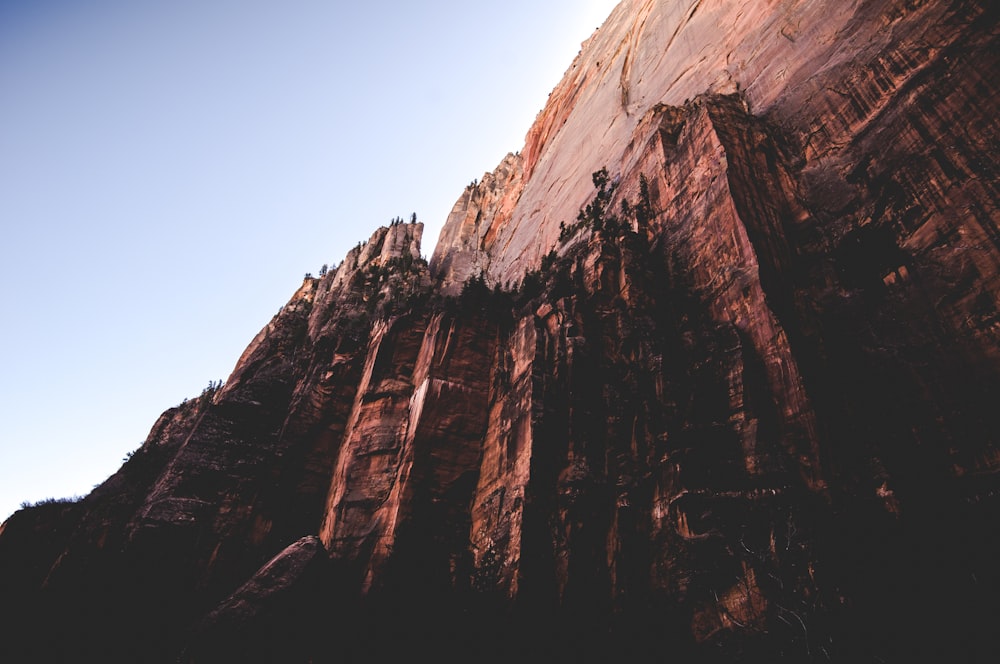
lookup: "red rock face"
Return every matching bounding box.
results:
[1,1,997,662]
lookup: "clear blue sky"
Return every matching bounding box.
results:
[0,0,621,521]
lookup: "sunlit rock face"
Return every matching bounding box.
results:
[2,1,998,662]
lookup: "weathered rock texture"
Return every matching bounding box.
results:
[2,1,998,662]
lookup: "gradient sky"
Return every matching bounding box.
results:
[0,0,622,521]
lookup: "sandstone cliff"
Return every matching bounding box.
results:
[2,1,998,662]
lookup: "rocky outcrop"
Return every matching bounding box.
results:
[182,536,330,664]
[430,152,524,293]
[1,1,997,662]
[0,222,431,662]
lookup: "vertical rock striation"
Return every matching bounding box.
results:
[1,1,998,662]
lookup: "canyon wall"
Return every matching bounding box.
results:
[2,1,998,662]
